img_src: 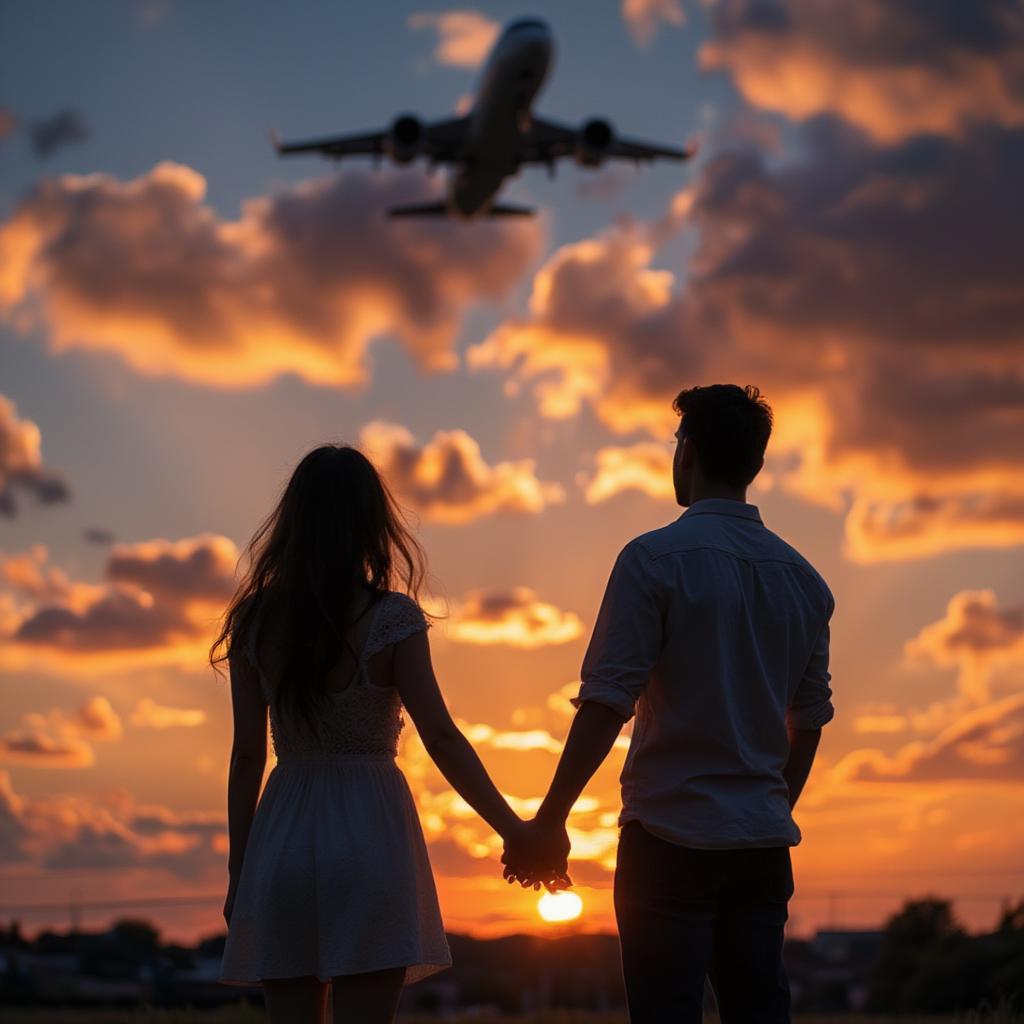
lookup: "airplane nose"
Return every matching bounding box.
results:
[519,30,553,66]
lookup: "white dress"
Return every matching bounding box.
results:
[219,590,452,985]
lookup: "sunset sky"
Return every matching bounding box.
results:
[1,0,1023,947]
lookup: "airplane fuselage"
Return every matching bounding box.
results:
[449,20,554,218]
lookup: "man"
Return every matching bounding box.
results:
[503,384,835,1022]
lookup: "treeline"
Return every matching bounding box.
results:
[867,898,1024,1012]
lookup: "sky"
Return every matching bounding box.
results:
[1,0,1023,947]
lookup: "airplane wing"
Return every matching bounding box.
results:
[522,116,696,164]
[272,128,384,158]
[272,116,470,163]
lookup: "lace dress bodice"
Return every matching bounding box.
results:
[244,590,428,761]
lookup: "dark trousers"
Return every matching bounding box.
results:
[613,820,794,1023]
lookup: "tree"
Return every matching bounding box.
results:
[867,898,965,1011]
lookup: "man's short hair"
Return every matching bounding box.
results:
[672,384,773,489]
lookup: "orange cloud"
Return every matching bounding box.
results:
[461,721,564,756]
[0,695,123,769]
[622,0,686,46]
[470,119,1024,562]
[69,696,123,740]
[130,698,206,729]
[0,770,30,863]
[700,0,1024,142]
[407,10,500,67]
[437,587,585,648]
[0,770,230,880]
[852,704,910,735]
[906,590,1024,703]
[0,394,71,517]
[0,732,95,769]
[360,420,564,524]
[0,534,239,674]
[0,163,543,389]
[0,544,72,600]
[467,226,680,435]
[582,443,675,504]
[835,692,1024,783]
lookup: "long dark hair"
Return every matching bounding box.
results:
[209,444,427,736]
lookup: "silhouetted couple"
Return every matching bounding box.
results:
[217,383,834,1024]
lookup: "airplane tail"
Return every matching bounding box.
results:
[387,201,536,218]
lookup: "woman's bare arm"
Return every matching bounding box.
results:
[226,646,268,876]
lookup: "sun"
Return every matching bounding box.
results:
[537,889,583,923]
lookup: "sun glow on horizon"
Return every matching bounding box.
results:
[537,889,583,923]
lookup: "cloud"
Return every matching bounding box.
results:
[359,420,564,524]
[470,117,1024,562]
[0,732,95,768]
[0,694,123,768]
[906,590,1024,703]
[41,818,223,879]
[836,692,1024,783]
[461,721,564,755]
[699,0,1024,142]
[28,107,88,158]
[438,587,585,648]
[130,697,206,729]
[70,695,124,740]
[408,10,500,67]
[467,222,690,434]
[0,395,71,517]
[622,0,686,46]
[128,806,224,837]
[106,534,239,603]
[0,774,227,878]
[547,681,584,718]
[852,703,910,734]
[0,108,17,141]
[0,534,239,674]
[0,162,543,390]
[0,544,72,601]
[0,771,32,864]
[581,443,675,504]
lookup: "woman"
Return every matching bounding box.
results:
[210,443,566,1024]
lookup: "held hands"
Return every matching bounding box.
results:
[501,815,572,893]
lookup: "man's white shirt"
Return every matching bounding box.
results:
[573,497,834,849]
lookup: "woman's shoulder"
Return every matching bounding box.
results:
[373,590,430,642]
[380,589,427,618]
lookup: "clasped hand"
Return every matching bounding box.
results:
[502,816,572,893]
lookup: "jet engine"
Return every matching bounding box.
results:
[387,115,425,163]
[575,118,614,167]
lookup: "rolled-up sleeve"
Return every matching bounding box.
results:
[788,598,835,730]
[571,540,664,721]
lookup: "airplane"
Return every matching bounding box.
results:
[271,16,696,219]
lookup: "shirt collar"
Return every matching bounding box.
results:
[679,498,762,523]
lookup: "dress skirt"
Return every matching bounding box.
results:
[219,752,452,985]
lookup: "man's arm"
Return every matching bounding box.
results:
[537,701,627,822]
[504,541,664,883]
[782,725,820,809]
[502,701,626,887]
[784,598,835,809]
